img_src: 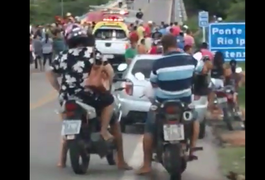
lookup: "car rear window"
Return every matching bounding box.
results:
[94,28,126,40]
[131,59,155,78]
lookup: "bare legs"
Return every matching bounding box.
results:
[136,133,153,174]
[110,121,132,170]
[100,104,114,141]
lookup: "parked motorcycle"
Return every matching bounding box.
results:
[61,81,126,175]
[212,75,244,131]
[135,72,203,180]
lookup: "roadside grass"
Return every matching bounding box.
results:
[185,16,246,178]
[218,147,245,176]
[217,62,245,177]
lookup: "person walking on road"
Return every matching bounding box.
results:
[53,30,66,56]
[42,33,53,67]
[125,40,137,64]
[32,35,43,71]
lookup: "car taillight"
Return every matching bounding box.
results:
[122,82,133,95]
[65,103,77,111]
[125,82,133,95]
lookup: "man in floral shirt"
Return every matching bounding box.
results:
[46,24,131,170]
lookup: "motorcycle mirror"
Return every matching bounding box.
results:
[117,63,128,72]
[134,72,145,80]
[193,52,203,61]
[235,67,243,73]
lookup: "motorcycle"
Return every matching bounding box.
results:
[60,80,126,175]
[212,77,244,131]
[135,72,203,180]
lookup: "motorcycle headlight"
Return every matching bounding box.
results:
[183,111,193,121]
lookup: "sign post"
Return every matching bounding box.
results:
[198,11,209,43]
[208,22,245,61]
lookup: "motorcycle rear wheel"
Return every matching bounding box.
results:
[164,144,186,180]
[68,140,90,174]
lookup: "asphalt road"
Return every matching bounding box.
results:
[30,0,223,180]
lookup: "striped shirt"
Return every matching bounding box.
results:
[150,51,204,103]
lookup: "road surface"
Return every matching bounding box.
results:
[30,0,223,180]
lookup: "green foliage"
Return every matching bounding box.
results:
[184,0,245,47]
[225,0,245,22]
[30,0,108,24]
[184,0,245,22]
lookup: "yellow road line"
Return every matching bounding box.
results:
[30,90,57,110]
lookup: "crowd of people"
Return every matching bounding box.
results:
[30,13,96,71]
[30,10,244,174]
[125,19,196,62]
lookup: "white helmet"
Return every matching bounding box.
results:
[183,25,189,29]
[217,17,223,22]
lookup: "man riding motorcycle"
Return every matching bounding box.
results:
[136,34,211,175]
[208,51,232,110]
[225,59,244,108]
[46,24,131,170]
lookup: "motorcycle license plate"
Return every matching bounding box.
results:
[163,124,184,141]
[217,97,227,103]
[61,120,82,136]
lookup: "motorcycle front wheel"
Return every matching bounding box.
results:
[68,139,90,174]
[223,104,242,131]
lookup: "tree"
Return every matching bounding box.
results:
[226,0,245,21]
[184,0,245,21]
[30,0,108,24]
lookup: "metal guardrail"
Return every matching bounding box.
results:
[170,0,176,23]
[177,0,187,24]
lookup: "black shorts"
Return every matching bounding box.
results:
[60,92,116,124]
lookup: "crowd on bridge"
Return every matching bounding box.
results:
[30,10,196,71]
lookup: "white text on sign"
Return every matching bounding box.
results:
[212,27,245,46]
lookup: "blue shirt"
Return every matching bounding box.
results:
[176,36,185,50]
[150,51,204,103]
[159,28,168,36]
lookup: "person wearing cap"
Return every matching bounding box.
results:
[184,29,194,47]
[171,22,181,36]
